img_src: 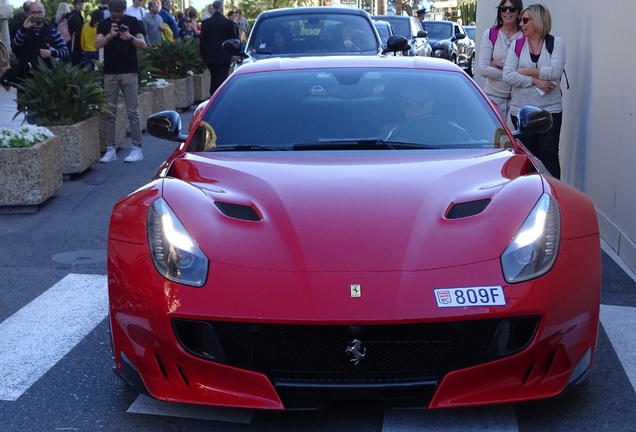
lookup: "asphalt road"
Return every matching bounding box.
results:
[1,110,635,431]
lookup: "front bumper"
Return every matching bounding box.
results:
[108,234,600,409]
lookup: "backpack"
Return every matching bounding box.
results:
[57,18,72,44]
[514,35,570,89]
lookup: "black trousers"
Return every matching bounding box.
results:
[511,111,563,180]
[206,63,231,98]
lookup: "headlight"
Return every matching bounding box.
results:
[501,194,560,283]
[147,198,209,287]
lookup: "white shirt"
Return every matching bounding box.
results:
[125,5,147,21]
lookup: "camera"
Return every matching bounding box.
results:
[118,24,129,32]
[31,16,44,24]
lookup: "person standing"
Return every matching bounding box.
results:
[478,0,523,123]
[503,4,565,179]
[11,1,69,81]
[100,0,111,19]
[415,8,426,29]
[234,9,249,42]
[142,1,164,46]
[66,0,85,66]
[51,2,71,26]
[125,0,147,22]
[199,0,238,97]
[80,9,103,68]
[95,0,147,163]
[158,0,179,41]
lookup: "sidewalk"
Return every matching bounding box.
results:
[0,86,25,129]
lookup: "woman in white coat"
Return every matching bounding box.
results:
[503,4,565,179]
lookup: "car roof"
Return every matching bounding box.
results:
[256,6,373,18]
[230,55,463,75]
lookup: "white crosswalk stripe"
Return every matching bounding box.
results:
[600,304,636,393]
[128,394,254,424]
[0,274,108,401]
[382,404,518,431]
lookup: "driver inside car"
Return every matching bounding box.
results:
[382,86,435,140]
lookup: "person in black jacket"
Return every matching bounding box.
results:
[11,1,69,81]
[65,0,85,66]
[199,0,238,97]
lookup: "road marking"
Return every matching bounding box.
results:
[600,304,636,392]
[128,394,254,424]
[0,274,108,401]
[382,404,518,431]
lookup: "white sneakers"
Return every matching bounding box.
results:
[124,146,143,163]
[99,146,116,163]
[100,146,144,163]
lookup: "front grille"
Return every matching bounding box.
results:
[173,317,539,386]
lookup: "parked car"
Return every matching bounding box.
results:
[373,19,397,53]
[109,54,601,411]
[224,7,385,67]
[463,25,476,43]
[372,14,431,57]
[424,20,475,76]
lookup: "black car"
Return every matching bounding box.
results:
[227,7,385,67]
[372,15,431,57]
[423,20,475,76]
[373,19,395,52]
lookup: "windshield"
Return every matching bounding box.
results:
[248,13,381,57]
[425,22,453,40]
[194,68,505,151]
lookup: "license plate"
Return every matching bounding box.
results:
[434,286,506,308]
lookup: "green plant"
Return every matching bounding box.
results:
[139,38,205,79]
[14,59,109,126]
[0,125,54,148]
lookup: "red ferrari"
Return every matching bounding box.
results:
[107,56,601,410]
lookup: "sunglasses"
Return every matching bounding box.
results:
[498,6,518,13]
[402,97,432,108]
[521,17,532,24]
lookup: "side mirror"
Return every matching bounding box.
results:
[147,110,189,142]
[512,106,553,138]
[383,35,409,54]
[417,30,427,38]
[222,39,247,58]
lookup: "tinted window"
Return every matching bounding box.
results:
[248,13,380,57]
[199,68,502,150]
[425,22,453,39]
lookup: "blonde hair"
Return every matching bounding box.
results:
[522,4,551,38]
[55,2,71,23]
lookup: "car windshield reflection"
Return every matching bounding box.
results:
[196,68,502,151]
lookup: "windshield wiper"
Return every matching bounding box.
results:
[207,144,286,152]
[293,139,442,150]
[293,139,397,150]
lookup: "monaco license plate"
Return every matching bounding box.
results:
[434,286,506,308]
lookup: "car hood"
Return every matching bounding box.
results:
[160,149,544,273]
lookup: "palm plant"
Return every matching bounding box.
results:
[14,59,108,126]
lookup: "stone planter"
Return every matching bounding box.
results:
[50,116,101,176]
[0,135,63,212]
[145,82,176,113]
[168,76,194,110]
[192,71,211,103]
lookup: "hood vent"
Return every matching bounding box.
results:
[214,202,261,221]
[446,198,491,220]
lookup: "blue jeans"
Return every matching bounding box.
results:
[104,73,142,148]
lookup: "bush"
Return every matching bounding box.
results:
[139,38,205,79]
[15,59,108,126]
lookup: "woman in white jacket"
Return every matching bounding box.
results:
[503,4,565,179]
[477,0,523,123]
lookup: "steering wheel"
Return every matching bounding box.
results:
[386,115,472,145]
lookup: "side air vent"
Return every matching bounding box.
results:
[214,202,261,221]
[446,198,491,219]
